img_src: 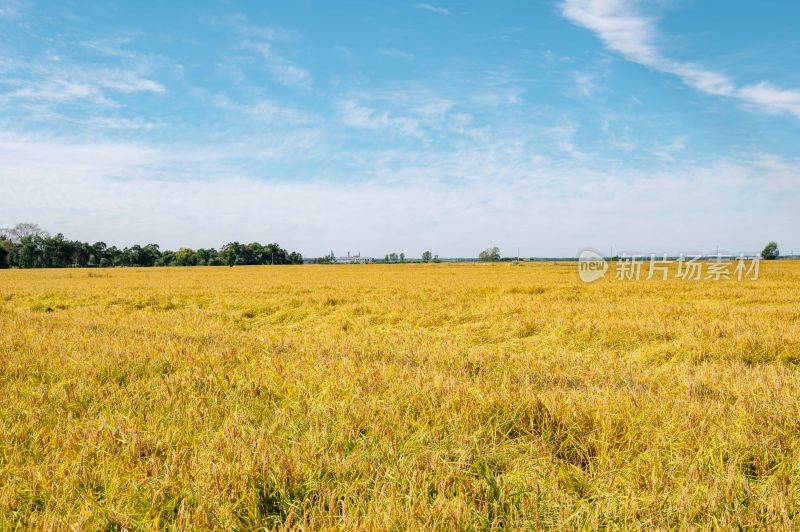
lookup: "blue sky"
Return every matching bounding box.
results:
[1,0,798,257]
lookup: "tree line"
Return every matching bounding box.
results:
[0,223,302,269]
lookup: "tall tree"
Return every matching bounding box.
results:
[479,247,501,262]
[2,222,48,243]
[761,241,780,260]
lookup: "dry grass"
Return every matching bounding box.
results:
[1,262,799,529]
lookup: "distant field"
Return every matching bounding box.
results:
[1,263,799,529]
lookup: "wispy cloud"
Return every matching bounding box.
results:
[336,88,461,142]
[561,0,800,119]
[737,82,800,119]
[212,94,315,126]
[337,99,423,137]
[565,60,614,100]
[416,3,451,16]
[86,117,162,130]
[601,119,636,151]
[548,121,589,160]
[470,87,523,106]
[242,42,313,89]
[226,12,294,41]
[226,13,313,89]
[0,0,25,20]
[0,59,165,112]
[572,71,601,97]
[378,48,415,60]
[96,69,166,94]
[650,134,688,160]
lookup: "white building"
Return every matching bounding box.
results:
[336,252,371,264]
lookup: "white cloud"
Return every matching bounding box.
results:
[650,134,688,160]
[378,48,415,60]
[561,0,657,61]
[0,132,162,182]
[86,117,161,130]
[572,71,600,97]
[338,99,422,137]
[4,131,795,256]
[470,87,523,106]
[1,62,165,110]
[737,82,800,119]
[0,0,24,20]
[549,122,589,160]
[96,70,165,94]
[241,42,313,89]
[600,119,636,151]
[228,15,313,89]
[7,80,103,104]
[338,100,390,129]
[416,3,451,15]
[336,89,467,141]
[227,12,294,42]
[337,86,456,134]
[212,94,315,126]
[561,0,800,119]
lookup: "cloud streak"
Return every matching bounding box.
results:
[240,43,313,89]
[0,60,165,112]
[416,3,451,16]
[561,0,800,119]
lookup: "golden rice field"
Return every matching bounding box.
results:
[1,262,800,529]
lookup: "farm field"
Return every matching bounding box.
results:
[1,262,800,529]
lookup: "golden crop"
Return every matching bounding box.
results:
[1,262,799,529]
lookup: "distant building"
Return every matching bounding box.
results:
[336,252,372,264]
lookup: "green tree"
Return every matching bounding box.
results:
[421,250,433,262]
[0,223,303,269]
[0,237,15,268]
[158,250,177,266]
[141,244,162,266]
[761,241,780,260]
[17,235,43,268]
[479,246,501,262]
[220,242,240,267]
